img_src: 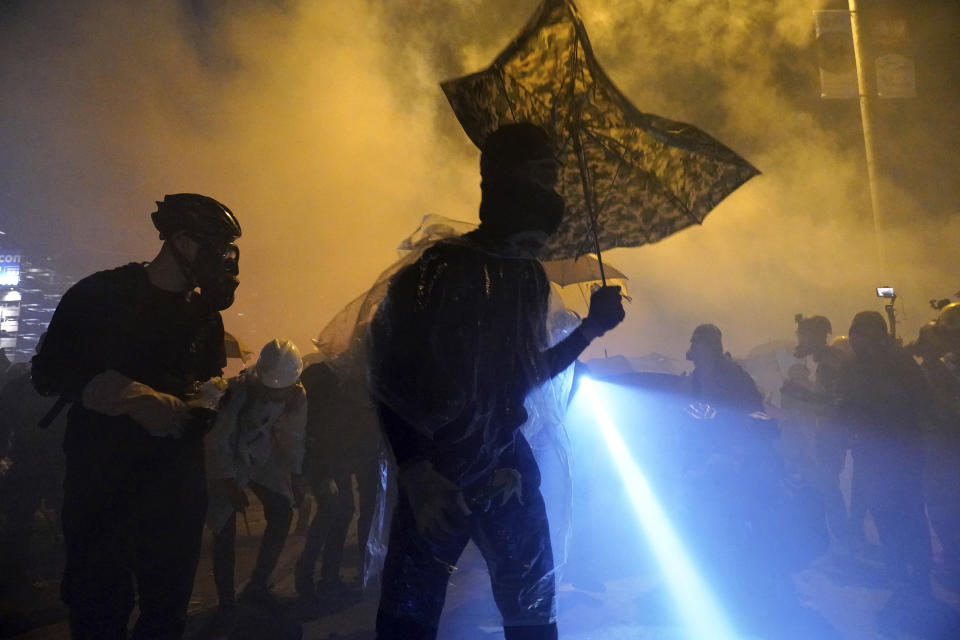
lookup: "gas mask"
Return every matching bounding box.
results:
[168,234,240,311]
[193,241,240,311]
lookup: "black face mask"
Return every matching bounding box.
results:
[478,180,564,240]
[193,242,240,311]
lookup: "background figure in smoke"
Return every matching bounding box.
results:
[681,323,825,630]
[295,356,381,604]
[778,361,818,480]
[788,315,858,559]
[203,339,307,633]
[0,351,66,623]
[368,122,625,640]
[911,309,960,588]
[837,311,932,592]
[30,194,240,639]
[686,323,763,414]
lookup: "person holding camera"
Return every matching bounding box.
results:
[912,312,960,587]
[837,311,933,591]
[31,194,241,639]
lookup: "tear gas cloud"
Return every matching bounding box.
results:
[1,0,956,364]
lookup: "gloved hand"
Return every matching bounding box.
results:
[82,369,189,438]
[187,377,228,410]
[399,459,470,541]
[581,285,626,340]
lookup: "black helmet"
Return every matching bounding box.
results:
[151,194,241,244]
[796,315,832,337]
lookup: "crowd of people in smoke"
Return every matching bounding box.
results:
[0,123,957,640]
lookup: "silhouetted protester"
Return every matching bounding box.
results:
[295,356,380,604]
[789,315,856,557]
[202,339,307,634]
[778,361,818,479]
[681,324,828,633]
[685,323,763,414]
[911,318,960,587]
[30,194,241,640]
[837,311,932,591]
[937,302,960,355]
[368,123,625,640]
[0,358,65,618]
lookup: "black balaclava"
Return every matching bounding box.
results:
[477,123,564,240]
[849,311,888,340]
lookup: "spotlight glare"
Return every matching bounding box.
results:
[579,378,740,640]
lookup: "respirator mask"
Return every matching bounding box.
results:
[168,233,240,311]
[192,240,240,311]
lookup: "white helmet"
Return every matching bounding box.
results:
[253,338,303,388]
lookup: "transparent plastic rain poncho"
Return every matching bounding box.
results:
[312,215,577,592]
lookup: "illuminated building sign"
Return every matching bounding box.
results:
[0,252,21,286]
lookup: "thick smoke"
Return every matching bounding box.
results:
[0,0,956,363]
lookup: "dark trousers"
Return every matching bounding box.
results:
[61,436,207,640]
[815,425,852,549]
[212,482,293,605]
[297,459,379,585]
[924,431,960,568]
[853,442,931,584]
[375,438,557,640]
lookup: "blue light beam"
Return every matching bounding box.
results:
[579,378,741,640]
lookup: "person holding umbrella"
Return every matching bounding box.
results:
[368,122,625,640]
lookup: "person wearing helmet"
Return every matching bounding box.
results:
[30,194,239,639]
[911,320,960,587]
[202,339,307,633]
[837,311,934,592]
[790,315,857,558]
[368,122,625,640]
[937,302,960,354]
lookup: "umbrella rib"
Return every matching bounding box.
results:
[583,127,703,226]
[495,67,520,125]
[566,25,607,267]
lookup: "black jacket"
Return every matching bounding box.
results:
[32,263,225,452]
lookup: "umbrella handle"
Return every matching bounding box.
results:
[572,125,607,287]
[593,248,607,287]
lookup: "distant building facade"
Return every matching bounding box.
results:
[0,247,76,363]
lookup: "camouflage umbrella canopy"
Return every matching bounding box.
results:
[442,0,760,272]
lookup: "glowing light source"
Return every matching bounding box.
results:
[578,378,740,640]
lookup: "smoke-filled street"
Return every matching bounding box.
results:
[1,1,958,639]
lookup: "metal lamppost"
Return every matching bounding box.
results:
[848,0,887,271]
